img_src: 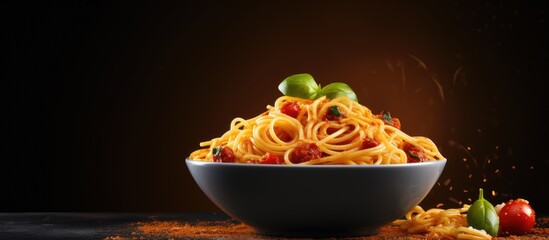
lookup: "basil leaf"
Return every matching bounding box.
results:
[408,150,421,159]
[467,188,499,237]
[381,111,394,125]
[329,106,342,117]
[212,146,221,157]
[278,74,359,102]
[278,73,320,99]
[318,82,358,102]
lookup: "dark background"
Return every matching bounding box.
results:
[2,1,548,214]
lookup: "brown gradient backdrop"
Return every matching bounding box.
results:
[2,1,548,213]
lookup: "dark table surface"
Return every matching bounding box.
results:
[1,213,548,240]
[0,212,233,240]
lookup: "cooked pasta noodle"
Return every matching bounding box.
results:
[189,96,444,164]
[393,205,492,239]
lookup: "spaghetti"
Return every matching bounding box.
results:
[393,205,492,240]
[189,96,444,164]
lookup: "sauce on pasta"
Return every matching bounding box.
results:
[189,95,444,165]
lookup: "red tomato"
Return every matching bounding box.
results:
[259,153,284,164]
[361,138,379,149]
[289,143,322,163]
[325,114,338,121]
[390,118,401,130]
[403,143,427,163]
[326,127,338,135]
[499,199,536,235]
[325,106,344,121]
[376,111,401,130]
[212,146,235,163]
[381,117,401,129]
[280,102,301,118]
[275,130,292,142]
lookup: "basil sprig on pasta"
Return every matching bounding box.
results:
[278,73,358,102]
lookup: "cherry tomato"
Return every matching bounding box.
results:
[361,138,379,149]
[403,143,427,163]
[212,146,235,162]
[290,143,322,163]
[499,198,536,235]
[280,102,301,118]
[259,153,284,164]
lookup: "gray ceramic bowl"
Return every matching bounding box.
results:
[186,159,446,237]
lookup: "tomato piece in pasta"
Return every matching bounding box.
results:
[259,153,284,164]
[290,143,322,163]
[325,106,344,121]
[403,143,427,163]
[212,146,235,163]
[361,138,379,149]
[280,102,301,118]
[377,111,401,130]
[391,118,401,130]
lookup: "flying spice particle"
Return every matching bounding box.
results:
[467,198,472,202]
[468,174,472,178]
[467,146,472,150]
[492,190,496,197]
[483,178,487,183]
[495,169,500,174]
[450,186,453,191]
[530,166,534,170]
[463,189,469,193]
[512,165,516,170]
[463,158,467,162]
[437,203,444,208]
[444,178,451,186]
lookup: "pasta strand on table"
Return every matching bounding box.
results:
[393,205,492,239]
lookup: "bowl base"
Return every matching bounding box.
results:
[254,227,380,238]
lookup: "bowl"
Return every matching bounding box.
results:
[186,159,446,237]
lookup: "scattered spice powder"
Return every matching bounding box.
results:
[135,220,257,239]
[104,218,549,240]
[103,237,131,240]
